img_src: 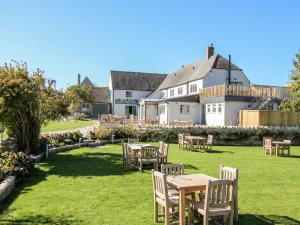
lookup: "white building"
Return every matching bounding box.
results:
[108,71,167,117]
[140,44,286,126]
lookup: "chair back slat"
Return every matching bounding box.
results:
[207,135,213,144]
[141,146,158,159]
[161,163,184,176]
[159,141,164,154]
[152,170,168,201]
[205,180,234,210]
[162,143,169,157]
[128,138,139,145]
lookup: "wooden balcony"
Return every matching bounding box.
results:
[199,84,288,99]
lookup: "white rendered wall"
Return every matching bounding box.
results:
[188,79,203,94]
[165,102,201,124]
[113,90,152,115]
[224,101,249,126]
[203,69,250,88]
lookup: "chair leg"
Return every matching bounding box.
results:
[203,215,209,225]
[164,206,169,225]
[229,210,234,225]
[154,201,158,223]
[140,162,143,172]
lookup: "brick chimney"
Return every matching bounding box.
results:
[77,73,81,85]
[206,43,214,60]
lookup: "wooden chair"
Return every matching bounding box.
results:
[178,133,190,150]
[128,138,139,145]
[158,142,169,164]
[220,165,239,223]
[161,164,184,176]
[187,179,235,225]
[264,138,274,155]
[138,146,158,172]
[262,137,272,152]
[124,142,136,169]
[121,140,126,166]
[152,170,180,225]
[282,139,291,156]
[203,135,213,151]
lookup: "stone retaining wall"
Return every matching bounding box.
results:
[0,176,16,202]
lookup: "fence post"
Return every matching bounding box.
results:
[46,144,49,159]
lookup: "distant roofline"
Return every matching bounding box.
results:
[110,70,167,76]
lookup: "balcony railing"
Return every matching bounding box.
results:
[199,84,288,99]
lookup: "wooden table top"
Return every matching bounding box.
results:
[167,174,217,191]
[272,141,289,145]
[185,136,207,140]
[128,144,152,150]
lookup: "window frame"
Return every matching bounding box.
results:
[170,89,175,97]
[125,91,132,98]
[190,83,198,93]
[177,87,183,95]
[159,105,166,114]
[180,105,190,114]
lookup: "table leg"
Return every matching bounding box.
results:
[276,144,278,157]
[179,189,186,225]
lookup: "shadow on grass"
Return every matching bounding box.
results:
[238,214,300,225]
[0,149,134,214]
[0,214,81,224]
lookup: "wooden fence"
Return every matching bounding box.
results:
[199,84,288,99]
[239,110,300,126]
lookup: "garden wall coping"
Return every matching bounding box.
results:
[0,176,16,202]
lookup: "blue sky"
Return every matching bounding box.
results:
[0,0,299,89]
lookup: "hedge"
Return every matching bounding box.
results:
[108,125,300,146]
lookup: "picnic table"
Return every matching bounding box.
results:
[167,173,217,225]
[272,141,290,157]
[185,136,207,150]
[128,144,152,152]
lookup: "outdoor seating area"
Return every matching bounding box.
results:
[263,137,291,157]
[178,133,214,151]
[152,164,238,225]
[122,139,169,172]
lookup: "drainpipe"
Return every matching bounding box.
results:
[228,54,231,86]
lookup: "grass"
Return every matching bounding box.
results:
[1,120,96,139]
[41,120,96,133]
[0,144,299,225]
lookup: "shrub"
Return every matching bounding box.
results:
[115,124,137,139]
[63,139,74,145]
[0,151,33,183]
[70,130,83,142]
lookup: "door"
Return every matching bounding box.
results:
[125,105,137,116]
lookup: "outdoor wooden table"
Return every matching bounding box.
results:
[128,144,152,152]
[185,136,207,150]
[272,141,290,156]
[167,173,217,225]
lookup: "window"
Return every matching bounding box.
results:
[159,105,166,114]
[178,87,183,95]
[212,104,216,113]
[170,89,174,97]
[180,105,190,114]
[190,83,197,93]
[161,91,166,98]
[125,91,132,98]
[218,104,222,113]
[207,104,211,113]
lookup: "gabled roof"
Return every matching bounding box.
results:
[92,87,110,103]
[155,54,241,91]
[110,71,167,91]
[81,76,94,87]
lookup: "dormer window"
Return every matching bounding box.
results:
[125,91,132,98]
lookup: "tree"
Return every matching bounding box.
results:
[0,62,67,152]
[65,85,94,116]
[280,50,300,112]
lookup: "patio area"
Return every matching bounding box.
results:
[0,144,299,225]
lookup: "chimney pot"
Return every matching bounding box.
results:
[206,43,214,60]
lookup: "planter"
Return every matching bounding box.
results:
[0,176,16,202]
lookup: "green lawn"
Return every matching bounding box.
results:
[0,145,299,225]
[41,120,96,133]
